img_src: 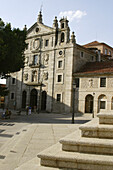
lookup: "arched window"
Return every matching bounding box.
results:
[61,32,65,43]
[98,94,107,111]
[61,23,64,28]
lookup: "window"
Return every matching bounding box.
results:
[59,50,63,55]
[36,27,39,32]
[33,55,38,65]
[100,101,106,109]
[100,77,106,87]
[12,78,16,85]
[109,51,111,56]
[57,94,61,102]
[58,60,62,68]
[26,43,29,50]
[58,75,62,82]
[105,49,108,55]
[80,52,84,57]
[75,78,79,88]
[61,32,65,42]
[11,93,15,100]
[61,23,64,29]
[45,39,49,47]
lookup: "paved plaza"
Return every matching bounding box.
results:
[0,109,92,170]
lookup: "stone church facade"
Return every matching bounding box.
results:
[5,11,100,113]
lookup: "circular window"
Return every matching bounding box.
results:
[59,51,63,55]
[36,27,39,32]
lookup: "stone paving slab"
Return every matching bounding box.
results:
[0,110,92,170]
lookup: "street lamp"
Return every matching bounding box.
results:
[92,92,95,118]
[72,82,76,124]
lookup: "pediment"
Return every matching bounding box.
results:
[27,22,54,38]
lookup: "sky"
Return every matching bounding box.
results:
[0,0,113,84]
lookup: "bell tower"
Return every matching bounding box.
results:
[59,17,70,43]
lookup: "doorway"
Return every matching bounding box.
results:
[30,89,37,110]
[85,94,93,113]
[41,91,47,110]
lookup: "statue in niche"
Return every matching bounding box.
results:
[24,74,28,81]
[44,54,49,65]
[43,71,48,80]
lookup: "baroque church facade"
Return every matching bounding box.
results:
[5,11,101,114]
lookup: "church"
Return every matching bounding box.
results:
[5,11,108,115]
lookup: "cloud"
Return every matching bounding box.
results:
[58,10,87,22]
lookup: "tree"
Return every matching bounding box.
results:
[0,18,27,95]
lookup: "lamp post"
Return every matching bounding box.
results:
[72,83,76,124]
[92,92,95,118]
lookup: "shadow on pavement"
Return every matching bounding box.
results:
[0,109,92,125]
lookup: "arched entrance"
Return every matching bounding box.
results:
[30,89,37,110]
[41,91,47,110]
[22,91,27,108]
[85,94,93,113]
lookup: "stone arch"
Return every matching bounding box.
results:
[98,94,107,112]
[30,89,37,110]
[61,32,65,43]
[85,94,93,113]
[22,90,27,108]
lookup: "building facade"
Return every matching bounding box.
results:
[73,61,113,116]
[83,41,113,59]
[5,11,97,113]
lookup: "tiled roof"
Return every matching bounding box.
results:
[83,41,113,50]
[74,61,113,75]
[83,41,100,47]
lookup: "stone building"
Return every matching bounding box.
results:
[5,11,99,113]
[83,41,113,59]
[73,61,113,116]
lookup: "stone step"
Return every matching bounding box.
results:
[97,112,113,124]
[79,118,113,138]
[15,157,60,170]
[60,131,113,155]
[38,143,113,170]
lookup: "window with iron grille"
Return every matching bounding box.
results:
[58,75,62,82]
[100,101,106,109]
[57,94,61,102]
[58,60,62,68]
[100,77,106,87]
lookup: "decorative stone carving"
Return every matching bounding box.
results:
[89,79,93,87]
[24,73,28,81]
[44,54,49,65]
[43,71,48,80]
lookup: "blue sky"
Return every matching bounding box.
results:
[0,0,113,84]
